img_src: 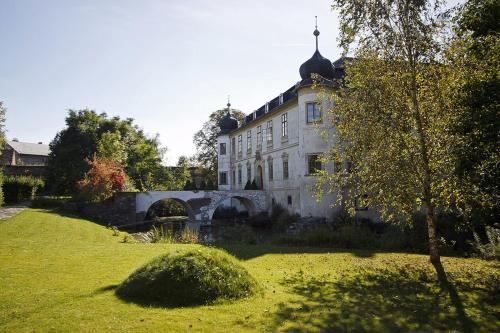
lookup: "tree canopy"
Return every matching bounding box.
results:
[48,109,172,194]
[316,0,455,263]
[450,0,500,226]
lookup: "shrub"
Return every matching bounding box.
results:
[115,248,260,306]
[3,175,45,204]
[0,171,3,206]
[31,196,69,209]
[248,212,270,228]
[470,225,500,260]
[244,180,251,190]
[76,157,125,203]
[270,203,299,231]
[151,225,175,243]
[179,227,199,244]
[214,225,258,244]
[146,199,187,219]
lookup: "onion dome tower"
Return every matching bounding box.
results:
[299,17,335,81]
[218,101,238,135]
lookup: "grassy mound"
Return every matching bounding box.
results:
[115,247,259,307]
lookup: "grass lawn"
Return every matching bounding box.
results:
[0,209,498,332]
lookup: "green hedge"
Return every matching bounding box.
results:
[0,172,3,206]
[3,175,45,204]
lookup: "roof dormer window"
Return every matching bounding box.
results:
[279,93,284,105]
[265,102,269,113]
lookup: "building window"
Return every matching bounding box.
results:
[281,113,288,137]
[268,159,273,181]
[246,130,252,152]
[306,102,321,123]
[238,167,242,184]
[231,137,236,156]
[237,135,242,155]
[287,195,292,205]
[257,125,262,147]
[283,160,289,180]
[279,93,284,105]
[219,143,226,155]
[219,172,227,185]
[232,170,236,184]
[247,165,251,182]
[267,120,273,143]
[307,155,322,175]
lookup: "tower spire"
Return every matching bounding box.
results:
[226,95,231,114]
[313,16,320,51]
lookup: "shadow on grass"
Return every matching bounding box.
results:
[267,262,498,333]
[217,244,377,260]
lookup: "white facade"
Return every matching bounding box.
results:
[216,27,378,221]
[217,84,348,220]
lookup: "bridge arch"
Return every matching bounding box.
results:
[208,195,258,220]
[135,190,267,223]
[145,197,196,221]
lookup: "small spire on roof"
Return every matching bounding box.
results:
[313,16,320,51]
[226,95,231,114]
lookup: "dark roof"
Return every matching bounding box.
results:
[7,140,50,156]
[228,57,347,133]
[218,109,239,135]
[299,50,335,80]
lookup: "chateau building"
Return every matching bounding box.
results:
[216,25,366,220]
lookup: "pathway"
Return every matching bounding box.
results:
[0,204,28,220]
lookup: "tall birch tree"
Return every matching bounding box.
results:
[317,0,455,263]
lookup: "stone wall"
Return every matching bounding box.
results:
[72,192,137,226]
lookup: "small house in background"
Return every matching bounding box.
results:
[1,139,50,178]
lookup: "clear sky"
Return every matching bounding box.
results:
[0,0,461,165]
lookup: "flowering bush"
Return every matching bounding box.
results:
[76,157,125,202]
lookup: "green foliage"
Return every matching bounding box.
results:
[3,175,45,204]
[450,0,500,227]
[470,225,500,260]
[193,108,245,183]
[269,203,299,231]
[96,131,128,165]
[250,179,258,190]
[244,180,251,190]
[248,212,271,228]
[150,225,175,243]
[0,171,4,207]
[48,109,170,194]
[146,199,188,219]
[179,227,199,244]
[206,179,215,190]
[183,180,193,190]
[213,225,258,245]
[31,196,69,209]
[115,248,260,306]
[0,101,7,206]
[319,0,457,263]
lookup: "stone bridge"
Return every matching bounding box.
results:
[135,190,268,222]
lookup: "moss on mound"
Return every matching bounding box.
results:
[115,247,260,307]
